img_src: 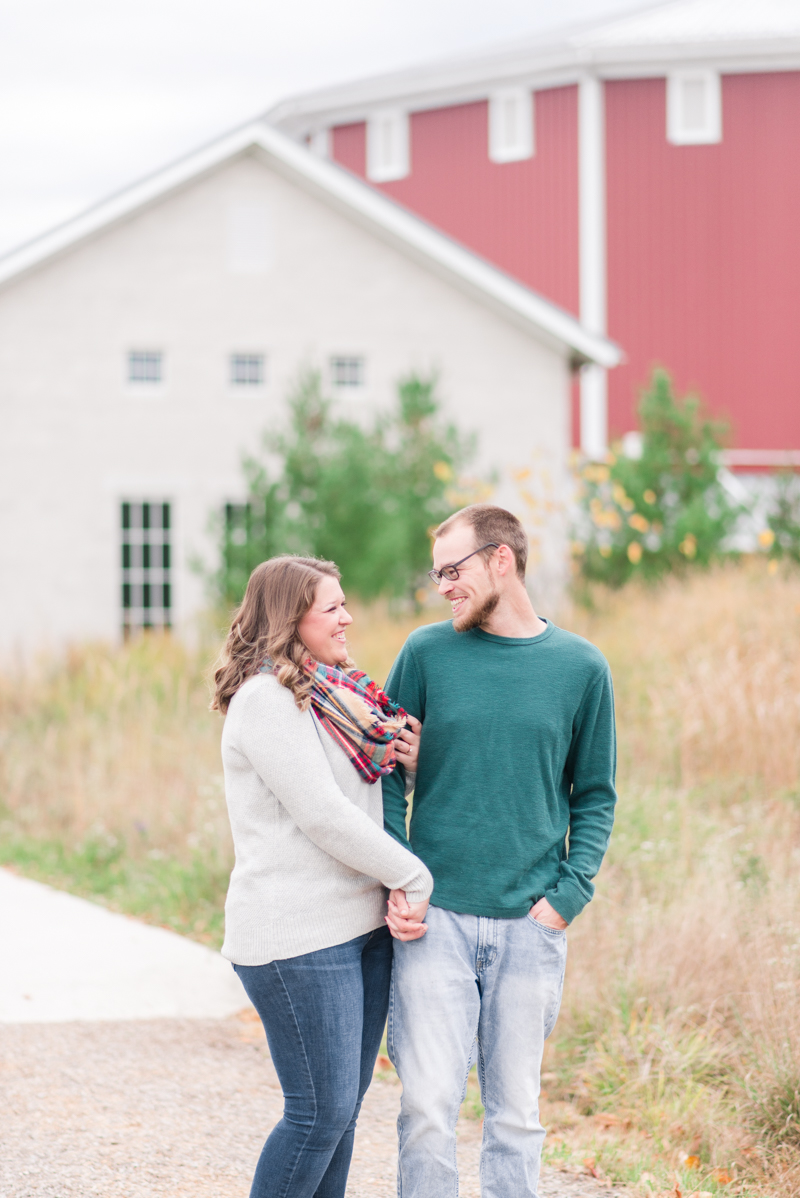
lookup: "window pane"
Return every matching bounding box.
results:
[330,356,365,388]
[121,500,172,634]
[128,351,162,383]
[231,353,264,385]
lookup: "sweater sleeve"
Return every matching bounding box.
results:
[545,666,617,924]
[236,682,433,903]
[381,640,425,851]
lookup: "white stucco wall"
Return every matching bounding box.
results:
[0,150,572,654]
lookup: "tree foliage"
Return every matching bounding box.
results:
[573,370,740,587]
[218,370,473,604]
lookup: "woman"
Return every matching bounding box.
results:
[212,555,433,1198]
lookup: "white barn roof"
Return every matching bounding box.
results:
[267,0,800,136]
[0,120,619,369]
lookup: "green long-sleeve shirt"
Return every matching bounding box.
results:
[382,618,617,924]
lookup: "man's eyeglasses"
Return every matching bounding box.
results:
[428,543,499,585]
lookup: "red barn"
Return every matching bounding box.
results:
[269,0,800,468]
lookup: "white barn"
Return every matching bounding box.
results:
[0,121,619,654]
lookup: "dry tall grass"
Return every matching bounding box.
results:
[560,565,800,1194]
[1,564,799,1192]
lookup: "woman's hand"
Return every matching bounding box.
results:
[386,889,429,940]
[394,714,422,773]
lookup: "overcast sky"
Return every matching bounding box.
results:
[0,0,656,257]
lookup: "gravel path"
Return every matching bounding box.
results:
[0,1015,619,1198]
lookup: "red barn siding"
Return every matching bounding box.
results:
[606,73,800,449]
[331,89,580,316]
[332,123,366,175]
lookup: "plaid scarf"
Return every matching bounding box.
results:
[261,658,407,784]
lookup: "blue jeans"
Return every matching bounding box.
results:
[388,905,567,1198]
[234,925,393,1198]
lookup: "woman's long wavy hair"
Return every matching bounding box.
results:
[212,555,342,714]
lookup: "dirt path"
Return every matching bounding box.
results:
[0,1016,619,1197]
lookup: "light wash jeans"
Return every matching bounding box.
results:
[388,904,567,1198]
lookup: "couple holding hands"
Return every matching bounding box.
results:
[214,503,617,1198]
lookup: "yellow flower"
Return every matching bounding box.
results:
[433,460,453,482]
[643,489,657,505]
[571,541,586,556]
[758,528,775,549]
[628,513,649,533]
[627,541,643,564]
[612,483,627,505]
[768,559,779,575]
[599,544,612,557]
[583,464,610,483]
[513,467,532,482]
[679,533,697,559]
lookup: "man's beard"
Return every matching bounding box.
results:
[453,587,499,633]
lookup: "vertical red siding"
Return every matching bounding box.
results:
[606,73,800,449]
[332,123,366,176]
[331,89,580,316]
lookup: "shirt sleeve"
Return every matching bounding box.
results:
[381,640,425,851]
[545,665,617,924]
[236,682,433,903]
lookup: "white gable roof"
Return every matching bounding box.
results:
[268,0,800,135]
[0,120,620,369]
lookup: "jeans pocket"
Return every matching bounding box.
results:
[526,912,566,937]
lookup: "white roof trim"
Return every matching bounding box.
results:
[267,1,800,136]
[0,120,620,369]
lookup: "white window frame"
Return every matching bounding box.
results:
[489,88,535,163]
[229,352,266,388]
[329,355,366,392]
[366,110,410,182]
[667,70,722,145]
[308,128,331,159]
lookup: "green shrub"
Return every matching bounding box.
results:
[217,369,473,604]
[573,370,740,587]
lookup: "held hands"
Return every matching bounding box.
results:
[386,889,429,941]
[529,896,568,931]
[393,714,422,772]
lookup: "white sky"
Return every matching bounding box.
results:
[0,0,655,257]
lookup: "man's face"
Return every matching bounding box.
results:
[433,525,499,632]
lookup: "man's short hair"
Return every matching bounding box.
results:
[434,504,528,581]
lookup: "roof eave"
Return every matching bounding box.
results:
[0,120,620,369]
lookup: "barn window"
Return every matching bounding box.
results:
[121,501,172,633]
[366,110,409,182]
[667,71,722,145]
[330,356,365,389]
[307,128,331,158]
[230,353,265,386]
[488,89,535,162]
[128,350,162,384]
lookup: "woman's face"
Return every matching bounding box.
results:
[297,574,353,667]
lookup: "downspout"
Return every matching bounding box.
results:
[578,74,608,459]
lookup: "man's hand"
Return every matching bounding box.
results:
[529,897,568,931]
[386,888,429,941]
[394,714,422,773]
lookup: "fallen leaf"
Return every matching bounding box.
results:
[583,1157,601,1178]
[374,1054,392,1071]
[712,1169,733,1185]
[684,1155,701,1169]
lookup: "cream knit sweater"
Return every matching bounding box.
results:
[220,672,434,966]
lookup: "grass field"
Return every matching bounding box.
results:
[1,563,799,1196]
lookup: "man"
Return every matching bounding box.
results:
[382,503,617,1198]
